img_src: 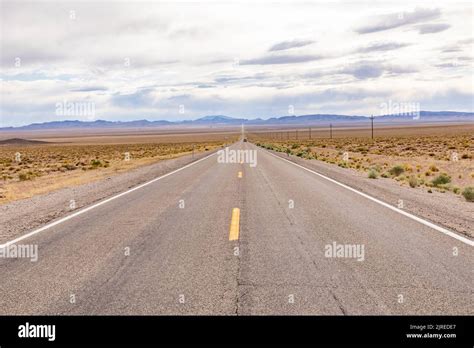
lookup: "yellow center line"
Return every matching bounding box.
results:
[229,208,240,241]
[238,171,243,178]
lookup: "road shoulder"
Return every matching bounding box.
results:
[0,148,220,244]
[258,144,473,240]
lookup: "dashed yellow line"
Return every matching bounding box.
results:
[238,171,243,178]
[229,208,240,241]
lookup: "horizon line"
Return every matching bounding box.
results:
[2,110,474,129]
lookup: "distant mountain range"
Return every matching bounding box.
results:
[1,111,473,130]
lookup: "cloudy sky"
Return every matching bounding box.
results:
[0,0,473,126]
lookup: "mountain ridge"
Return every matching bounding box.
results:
[1,111,473,130]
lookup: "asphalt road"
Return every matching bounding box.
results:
[0,141,472,315]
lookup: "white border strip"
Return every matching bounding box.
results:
[264,149,473,247]
[0,152,217,248]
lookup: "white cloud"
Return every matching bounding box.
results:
[269,39,315,52]
[354,7,441,34]
[0,1,472,127]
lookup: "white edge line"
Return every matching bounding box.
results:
[0,151,217,249]
[262,147,473,247]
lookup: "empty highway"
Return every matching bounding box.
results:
[0,141,472,315]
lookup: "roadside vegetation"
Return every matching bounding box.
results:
[252,132,474,202]
[0,141,226,203]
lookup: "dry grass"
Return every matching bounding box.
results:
[0,139,232,204]
[250,124,474,199]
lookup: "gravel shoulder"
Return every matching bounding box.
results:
[263,146,473,240]
[0,149,218,244]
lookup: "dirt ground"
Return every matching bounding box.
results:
[249,123,474,201]
[0,128,239,204]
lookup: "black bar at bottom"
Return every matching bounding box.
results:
[0,316,471,346]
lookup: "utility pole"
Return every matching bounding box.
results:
[330,123,332,139]
[370,115,374,139]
